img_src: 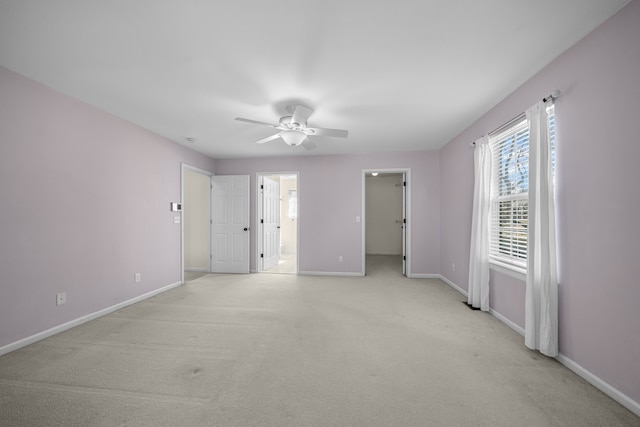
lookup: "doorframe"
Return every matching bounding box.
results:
[361,168,411,276]
[256,171,300,274]
[180,163,214,284]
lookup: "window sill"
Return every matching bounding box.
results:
[489,260,526,282]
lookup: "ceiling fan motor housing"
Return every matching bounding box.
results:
[279,116,302,130]
[279,116,316,135]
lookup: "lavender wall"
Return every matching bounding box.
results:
[0,66,215,349]
[215,150,440,275]
[439,0,640,405]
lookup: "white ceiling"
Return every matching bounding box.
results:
[0,0,630,159]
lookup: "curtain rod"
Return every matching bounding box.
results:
[471,90,561,146]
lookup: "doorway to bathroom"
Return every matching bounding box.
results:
[257,173,298,274]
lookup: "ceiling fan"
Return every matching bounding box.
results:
[235,105,348,150]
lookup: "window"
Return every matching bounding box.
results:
[489,106,555,272]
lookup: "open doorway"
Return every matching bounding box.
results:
[257,173,298,274]
[181,164,212,283]
[362,169,410,277]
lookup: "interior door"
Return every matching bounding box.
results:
[402,173,407,276]
[262,177,280,271]
[211,175,250,273]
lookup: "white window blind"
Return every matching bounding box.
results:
[489,105,555,271]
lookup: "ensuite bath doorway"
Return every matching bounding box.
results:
[258,173,298,274]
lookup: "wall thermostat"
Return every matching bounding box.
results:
[170,202,182,212]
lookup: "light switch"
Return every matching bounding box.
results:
[356,216,361,223]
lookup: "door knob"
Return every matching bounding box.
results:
[243,227,248,231]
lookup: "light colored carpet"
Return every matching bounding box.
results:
[262,252,297,274]
[0,256,637,426]
[184,271,207,281]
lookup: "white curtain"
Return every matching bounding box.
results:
[525,101,558,357]
[468,136,491,311]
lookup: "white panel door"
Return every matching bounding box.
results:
[211,175,250,273]
[262,177,280,270]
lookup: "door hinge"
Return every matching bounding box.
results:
[403,181,406,186]
[403,256,406,260]
[403,218,406,224]
[260,219,264,224]
[260,184,264,190]
[260,253,264,258]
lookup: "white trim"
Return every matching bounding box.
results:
[436,275,640,417]
[182,163,214,176]
[489,308,525,336]
[0,281,182,357]
[438,274,468,297]
[408,273,441,279]
[299,271,364,277]
[556,354,640,418]
[437,274,526,337]
[184,268,208,272]
[489,260,526,281]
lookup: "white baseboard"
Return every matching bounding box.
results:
[556,354,640,417]
[489,308,525,336]
[407,273,440,279]
[437,274,469,297]
[435,275,640,417]
[490,305,640,416]
[299,271,364,277]
[0,281,182,357]
[184,268,208,272]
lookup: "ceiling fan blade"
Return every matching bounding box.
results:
[235,117,277,127]
[306,127,349,138]
[291,105,313,126]
[301,138,317,151]
[255,133,281,144]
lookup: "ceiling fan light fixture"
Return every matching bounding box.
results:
[280,130,306,147]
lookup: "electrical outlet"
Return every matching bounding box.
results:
[56,292,66,306]
[339,256,343,263]
[451,263,456,272]
[134,273,141,283]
